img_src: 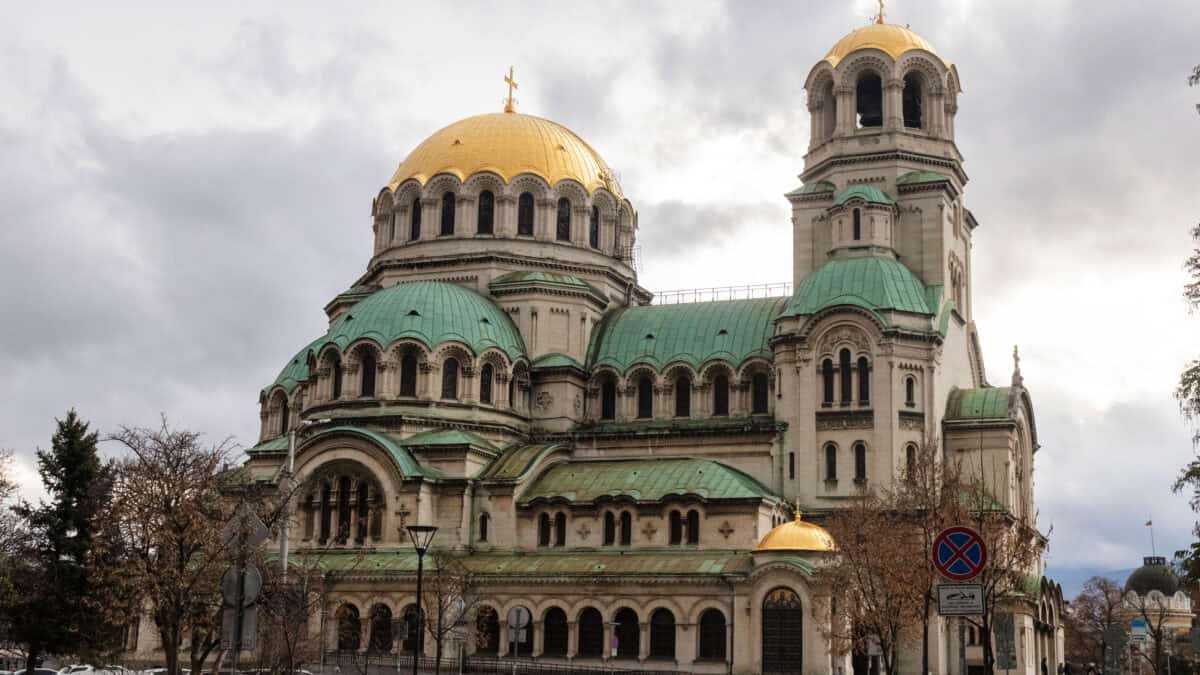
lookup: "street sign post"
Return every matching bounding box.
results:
[994,612,1017,671]
[937,583,984,616]
[933,526,987,582]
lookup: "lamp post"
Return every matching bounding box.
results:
[406,524,438,675]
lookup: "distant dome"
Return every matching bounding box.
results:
[755,511,835,553]
[1125,557,1180,596]
[824,22,946,67]
[387,112,623,197]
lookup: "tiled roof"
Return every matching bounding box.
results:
[587,297,787,372]
[530,352,586,371]
[402,428,497,451]
[519,458,780,505]
[481,443,564,480]
[833,184,895,206]
[489,271,607,303]
[783,252,933,320]
[896,171,952,186]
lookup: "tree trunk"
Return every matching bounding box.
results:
[435,636,443,675]
[25,645,40,675]
[922,593,930,675]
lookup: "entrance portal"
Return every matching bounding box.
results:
[762,587,803,673]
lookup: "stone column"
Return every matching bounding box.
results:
[834,85,854,135]
[929,89,946,136]
[573,205,589,246]
[884,77,904,130]
[565,621,577,658]
[499,621,510,656]
[808,98,822,150]
[419,362,435,399]
[420,198,438,241]
[532,620,544,657]
[497,194,515,237]
[460,364,476,404]
[457,195,472,236]
[602,623,613,661]
[638,622,649,662]
[536,198,554,241]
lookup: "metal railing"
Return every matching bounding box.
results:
[651,282,792,305]
[321,652,666,675]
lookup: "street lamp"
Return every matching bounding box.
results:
[406,524,438,675]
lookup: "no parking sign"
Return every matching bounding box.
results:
[933,526,987,582]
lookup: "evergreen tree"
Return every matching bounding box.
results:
[4,410,118,672]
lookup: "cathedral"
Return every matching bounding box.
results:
[214,10,1062,675]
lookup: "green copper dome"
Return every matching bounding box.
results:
[783,253,933,320]
[266,281,525,393]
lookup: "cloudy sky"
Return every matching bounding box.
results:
[2,0,1198,594]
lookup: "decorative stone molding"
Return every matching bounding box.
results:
[815,410,874,431]
[899,411,925,430]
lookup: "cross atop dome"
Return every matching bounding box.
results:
[876,0,886,25]
[503,65,519,113]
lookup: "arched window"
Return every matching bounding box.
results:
[614,608,639,658]
[386,212,395,243]
[686,509,700,545]
[331,356,343,400]
[336,604,361,651]
[441,358,459,400]
[854,442,867,483]
[603,512,616,545]
[857,356,870,404]
[713,374,729,416]
[903,73,923,129]
[355,480,369,543]
[825,444,838,481]
[649,609,676,660]
[368,604,392,652]
[477,190,494,235]
[577,608,604,657]
[822,359,834,404]
[601,377,617,420]
[820,79,837,140]
[479,363,494,404]
[440,191,455,235]
[669,510,682,545]
[589,206,600,248]
[674,375,691,417]
[400,605,424,653]
[905,376,916,406]
[619,511,632,546]
[762,588,803,671]
[336,476,351,542]
[517,192,534,236]
[637,375,654,418]
[852,208,862,240]
[698,609,727,660]
[905,444,918,480]
[475,607,499,655]
[543,608,568,656]
[360,351,376,398]
[319,482,332,543]
[839,349,852,404]
[556,197,571,241]
[410,197,422,240]
[538,513,551,547]
[278,397,289,435]
[511,607,534,656]
[554,512,566,546]
[479,512,489,543]
[788,452,795,480]
[752,372,769,414]
[400,352,418,397]
[856,72,883,128]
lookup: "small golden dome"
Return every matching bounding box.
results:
[755,510,835,553]
[387,112,622,197]
[824,23,945,67]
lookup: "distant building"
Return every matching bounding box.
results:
[1121,556,1193,663]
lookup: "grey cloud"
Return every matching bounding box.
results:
[636,199,787,257]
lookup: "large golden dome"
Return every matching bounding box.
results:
[387,112,622,197]
[824,22,945,67]
[755,511,835,553]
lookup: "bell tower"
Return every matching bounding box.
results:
[788,13,973,322]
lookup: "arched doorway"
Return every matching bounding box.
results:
[475,606,500,655]
[401,604,425,655]
[762,587,803,673]
[368,604,392,652]
[613,607,639,659]
[577,608,604,658]
[543,607,568,657]
[336,604,361,652]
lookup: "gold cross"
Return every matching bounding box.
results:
[504,66,519,113]
[795,496,803,521]
[876,0,885,24]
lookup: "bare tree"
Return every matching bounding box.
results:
[107,419,256,675]
[1128,589,1176,675]
[420,551,481,675]
[1066,577,1124,667]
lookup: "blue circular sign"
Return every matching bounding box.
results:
[933,526,987,581]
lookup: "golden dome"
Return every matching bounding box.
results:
[387,112,623,197]
[824,23,945,67]
[755,511,835,553]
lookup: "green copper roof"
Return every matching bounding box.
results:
[897,171,952,186]
[945,387,1012,422]
[489,271,606,302]
[268,336,325,394]
[587,297,787,372]
[520,458,780,505]
[402,428,497,451]
[319,281,525,359]
[482,443,564,480]
[783,253,933,320]
[530,352,585,370]
[277,549,754,577]
[298,426,437,478]
[833,184,895,206]
[787,181,836,197]
[247,435,289,455]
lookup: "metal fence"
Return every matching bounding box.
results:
[322,651,666,675]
